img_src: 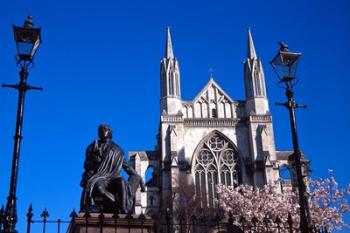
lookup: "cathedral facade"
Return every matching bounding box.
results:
[129,28,294,215]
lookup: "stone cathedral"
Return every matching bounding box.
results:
[129,28,294,216]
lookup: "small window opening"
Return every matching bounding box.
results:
[212,108,217,118]
[145,166,157,187]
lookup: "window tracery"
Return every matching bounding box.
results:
[193,132,241,208]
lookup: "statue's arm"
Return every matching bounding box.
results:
[122,158,138,176]
[116,144,146,192]
[122,158,146,192]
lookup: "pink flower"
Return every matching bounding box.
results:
[217,174,350,232]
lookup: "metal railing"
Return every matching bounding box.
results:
[155,211,329,233]
[0,205,329,233]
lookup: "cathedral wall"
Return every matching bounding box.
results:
[182,125,251,183]
[245,97,269,115]
[182,126,250,161]
[161,96,182,115]
[183,102,237,119]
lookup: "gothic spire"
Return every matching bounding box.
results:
[243,28,268,114]
[247,28,257,59]
[165,27,174,59]
[160,27,181,114]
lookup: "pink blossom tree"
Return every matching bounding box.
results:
[217,173,350,232]
[308,174,350,231]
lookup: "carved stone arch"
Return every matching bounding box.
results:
[191,130,242,208]
[191,131,242,170]
[279,164,293,191]
[145,165,158,187]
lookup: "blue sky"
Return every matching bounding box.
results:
[0,0,349,232]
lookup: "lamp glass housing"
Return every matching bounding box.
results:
[271,50,301,81]
[13,25,41,62]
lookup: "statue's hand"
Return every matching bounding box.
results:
[140,186,146,192]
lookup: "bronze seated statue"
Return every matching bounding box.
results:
[80,124,145,214]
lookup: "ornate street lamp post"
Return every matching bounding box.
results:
[2,16,42,233]
[270,42,312,233]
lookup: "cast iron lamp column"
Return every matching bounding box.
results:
[2,16,42,233]
[270,42,312,233]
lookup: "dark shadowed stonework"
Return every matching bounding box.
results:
[67,213,154,233]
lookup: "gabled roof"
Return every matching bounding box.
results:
[191,78,234,103]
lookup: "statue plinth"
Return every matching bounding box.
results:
[67,213,154,233]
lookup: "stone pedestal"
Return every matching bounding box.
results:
[67,213,154,233]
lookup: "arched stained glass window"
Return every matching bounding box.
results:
[193,132,241,208]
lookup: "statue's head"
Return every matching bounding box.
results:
[98,124,113,141]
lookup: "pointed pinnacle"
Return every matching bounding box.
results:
[165,27,174,59]
[247,27,257,59]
